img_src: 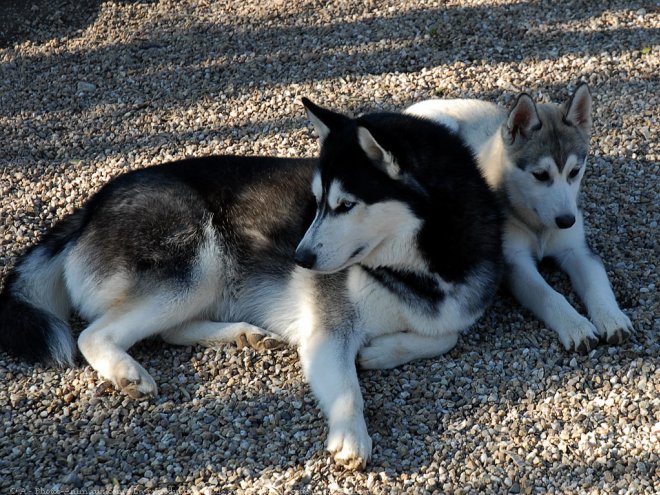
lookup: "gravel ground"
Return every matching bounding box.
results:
[1,0,658,493]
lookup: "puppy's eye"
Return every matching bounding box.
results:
[335,200,356,214]
[532,171,550,182]
[568,168,580,179]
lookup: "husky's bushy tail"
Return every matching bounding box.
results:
[0,213,84,367]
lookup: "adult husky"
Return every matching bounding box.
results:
[0,100,502,468]
[406,83,633,352]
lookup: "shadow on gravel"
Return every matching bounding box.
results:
[1,0,656,172]
[0,0,157,49]
[0,0,645,50]
[2,1,656,112]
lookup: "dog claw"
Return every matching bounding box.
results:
[576,336,599,354]
[118,377,153,400]
[605,329,629,346]
[576,341,589,354]
[592,310,633,347]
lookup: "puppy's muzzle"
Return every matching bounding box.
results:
[555,214,576,229]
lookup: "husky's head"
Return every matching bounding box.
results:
[502,83,592,230]
[294,99,426,273]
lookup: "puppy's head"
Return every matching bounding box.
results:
[502,83,592,230]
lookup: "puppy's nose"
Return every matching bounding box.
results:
[294,249,317,269]
[555,214,576,229]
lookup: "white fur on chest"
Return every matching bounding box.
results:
[503,212,587,263]
[347,266,462,339]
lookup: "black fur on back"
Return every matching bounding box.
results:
[77,156,318,281]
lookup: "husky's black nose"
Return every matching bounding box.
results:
[294,249,317,269]
[555,214,576,229]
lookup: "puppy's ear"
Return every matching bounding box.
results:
[563,83,592,135]
[302,98,349,144]
[357,126,400,179]
[502,93,541,145]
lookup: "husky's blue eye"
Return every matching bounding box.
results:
[335,200,356,213]
[568,168,580,179]
[533,171,550,182]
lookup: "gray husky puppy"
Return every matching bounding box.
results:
[0,100,502,468]
[407,83,633,352]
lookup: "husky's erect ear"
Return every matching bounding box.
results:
[503,93,541,145]
[563,83,592,135]
[302,98,348,144]
[357,126,400,179]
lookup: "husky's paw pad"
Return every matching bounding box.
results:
[236,330,283,352]
[327,420,372,471]
[118,376,157,400]
[334,455,368,471]
[108,358,158,399]
[260,337,283,350]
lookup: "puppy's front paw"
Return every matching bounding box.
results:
[591,308,633,345]
[327,417,372,470]
[555,316,600,354]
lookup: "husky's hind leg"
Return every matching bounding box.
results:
[78,297,192,399]
[162,320,283,351]
[359,331,458,369]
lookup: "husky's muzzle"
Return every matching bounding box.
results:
[294,247,317,270]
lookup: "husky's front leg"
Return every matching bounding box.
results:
[507,254,600,352]
[359,331,459,369]
[555,245,633,344]
[299,329,372,469]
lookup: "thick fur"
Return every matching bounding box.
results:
[0,102,503,468]
[406,83,633,352]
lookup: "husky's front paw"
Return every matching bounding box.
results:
[327,417,372,470]
[359,336,401,370]
[555,316,600,354]
[591,308,633,345]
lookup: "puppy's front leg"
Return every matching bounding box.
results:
[507,254,599,352]
[298,329,372,469]
[555,245,633,344]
